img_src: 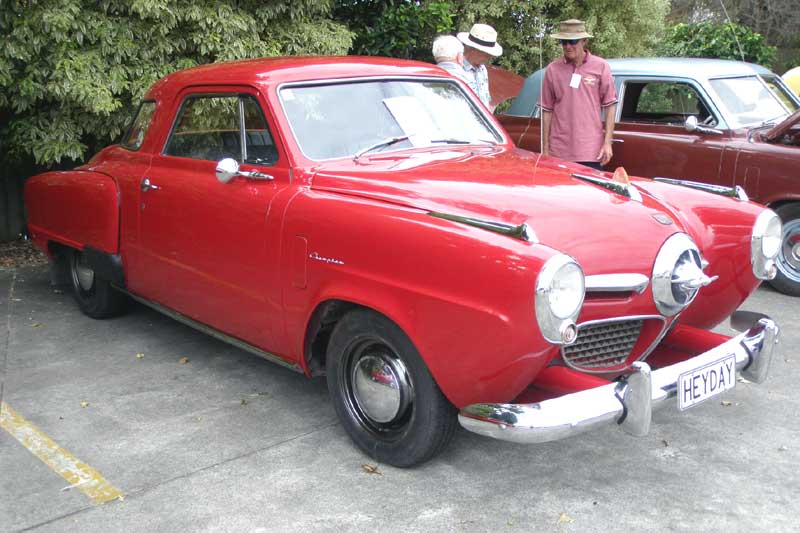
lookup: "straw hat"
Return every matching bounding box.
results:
[550,19,593,40]
[457,23,503,57]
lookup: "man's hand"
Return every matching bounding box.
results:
[597,142,613,166]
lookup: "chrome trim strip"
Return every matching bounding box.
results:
[560,315,668,374]
[585,273,649,294]
[428,211,538,243]
[653,177,749,201]
[571,173,642,202]
[459,315,778,443]
[126,293,303,373]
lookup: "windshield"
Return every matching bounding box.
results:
[709,75,791,128]
[760,74,799,114]
[279,79,503,160]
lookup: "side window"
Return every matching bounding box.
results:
[242,96,278,165]
[621,82,714,126]
[121,101,156,150]
[164,94,278,165]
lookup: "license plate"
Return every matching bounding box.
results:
[678,355,736,411]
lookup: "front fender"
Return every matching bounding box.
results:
[635,178,765,329]
[281,189,559,408]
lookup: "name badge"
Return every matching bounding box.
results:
[569,73,581,89]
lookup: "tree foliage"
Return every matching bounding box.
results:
[0,0,353,165]
[668,0,797,70]
[660,22,777,67]
[334,1,455,60]
[334,0,670,76]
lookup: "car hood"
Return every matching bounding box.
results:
[763,108,800,142]
[309,147,681,273]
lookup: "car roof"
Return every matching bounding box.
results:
[607,57,773,78]
[146,56,450,99]
[506,57,775,117]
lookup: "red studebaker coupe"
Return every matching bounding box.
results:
[25,57,781,467]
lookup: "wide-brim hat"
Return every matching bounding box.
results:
[458,23,503,57]
[550,19,593,40]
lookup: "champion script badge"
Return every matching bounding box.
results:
[309,252,344,265]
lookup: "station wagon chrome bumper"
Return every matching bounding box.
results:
[458,313,778,444]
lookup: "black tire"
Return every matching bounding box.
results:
[769,203,800,297]
[69,250,128,318]
[326,309,457,467]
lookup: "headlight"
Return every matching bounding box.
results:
[652,233,716,316]
[751,209,781,280]
[535,254,585,344]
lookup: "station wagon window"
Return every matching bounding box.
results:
[121,101,156,150]
[164,94,278,165]
[280,79,502,160]
[620,81,714,126]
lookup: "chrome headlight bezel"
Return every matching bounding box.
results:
[535,254,585,344]
[652,233,707,316]
[751,209,781,280]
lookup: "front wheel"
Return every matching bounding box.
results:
[769,203,800,297]
[69,250,128,318]
[326,309,457,467]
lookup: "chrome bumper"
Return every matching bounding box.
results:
[458,314,779,444]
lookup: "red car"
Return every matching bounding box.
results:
[25,57,780,467]
[495,58,800,296]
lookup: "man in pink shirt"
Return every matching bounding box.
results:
[539,19,617,170]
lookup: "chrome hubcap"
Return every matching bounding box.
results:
[351,353,409,424]
[777,219,800,283]
[73,256,95,291]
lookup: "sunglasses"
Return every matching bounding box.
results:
[559,39,581,46]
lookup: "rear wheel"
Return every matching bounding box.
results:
[69,250,128,318]
[326,309,457,467]
[769,203,800,297]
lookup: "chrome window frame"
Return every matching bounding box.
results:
[276,76,509,163]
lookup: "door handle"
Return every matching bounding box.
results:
[612,139,624,144]
[141,178,160,192]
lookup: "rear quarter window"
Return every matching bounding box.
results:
[121,101,156,150]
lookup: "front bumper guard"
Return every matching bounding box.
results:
[458,314,779,444]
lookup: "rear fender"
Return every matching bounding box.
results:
[25,170,120,255]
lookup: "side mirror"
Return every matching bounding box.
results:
[684,115,723,135]
[215,158,274,184]
[215,158,240,183]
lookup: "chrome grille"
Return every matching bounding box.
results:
[562,319,643,370]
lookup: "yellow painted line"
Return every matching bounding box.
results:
[0,401,123,504]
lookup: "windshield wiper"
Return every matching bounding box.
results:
[760,114,788,127]
[353,135,410,161]
[428,137,498,146]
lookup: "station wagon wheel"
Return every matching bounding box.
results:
[769,204,800,297]
[326,309,457,467]
[69,249,128,319]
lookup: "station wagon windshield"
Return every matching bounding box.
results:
[709,75,797,128]
[280,79,502,160]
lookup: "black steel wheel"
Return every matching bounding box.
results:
[326,309,457,467]
[69,250,127,318]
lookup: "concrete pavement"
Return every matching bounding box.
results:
[1,265,798,532]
